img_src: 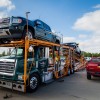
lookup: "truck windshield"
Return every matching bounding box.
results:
[10,48,23,56]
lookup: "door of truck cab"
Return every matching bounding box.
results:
[35,46,48,73]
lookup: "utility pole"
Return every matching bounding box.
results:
[61,34,63,43]
[24,12,30,92]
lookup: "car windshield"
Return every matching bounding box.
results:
[91,58,100,63]
[76,46,81,52]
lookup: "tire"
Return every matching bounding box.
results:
[87,73,91,80]
[71,67,74,74]
[0,39,3,44]
[67,68,71,76]
[27,73,40,93]
[23,29,34,39]
[55,39,60,44]
[0,39,11,44]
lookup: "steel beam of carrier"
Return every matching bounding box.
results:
[0,38,75,92]
[0,39,72,49]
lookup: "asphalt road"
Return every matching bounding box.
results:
[0,70,100,100]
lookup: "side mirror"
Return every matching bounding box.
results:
[29,46,34,52]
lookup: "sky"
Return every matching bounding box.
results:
[0,0,100,53]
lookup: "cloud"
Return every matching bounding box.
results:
[63,35,100,53]
[63,36,76,43]
[78,34,87,38]
[93,4,100,9]
[79,36,100,53]
[73,9,100,53]
[0,0,15,11]
[0,11,8,18]
[0,0,15,18]
[73,10,100,33]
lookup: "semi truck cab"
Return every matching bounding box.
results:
[0,46,54,92]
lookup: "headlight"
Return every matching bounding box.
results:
[12,18,22,24]
[18,75,24,80]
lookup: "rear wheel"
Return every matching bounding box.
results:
[71,67,74,74]
[0,39,11,44]
[27,73,40,93]
[87,73,91,80]
[55,40,60,44]
[67,68,71,76]
[23,29,34,39]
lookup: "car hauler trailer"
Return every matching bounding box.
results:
[0,37,85,93]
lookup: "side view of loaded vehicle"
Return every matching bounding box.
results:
[0,16,61,44]
[62,42,82,56]
[86,57,100,80]
[0,33,84,93]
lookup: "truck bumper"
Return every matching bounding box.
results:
[0,80,25,92]
[87,71,100,76]
[0,28,22,39]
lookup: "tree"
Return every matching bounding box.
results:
[82,51,100,57]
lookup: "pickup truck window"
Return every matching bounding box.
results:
[44,23,51,32]
[36,20,44,29]
[76,46,81,52]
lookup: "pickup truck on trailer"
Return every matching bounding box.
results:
[63,42,82,56]
[0,16,61,44]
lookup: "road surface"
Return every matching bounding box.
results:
[0,70,100,100]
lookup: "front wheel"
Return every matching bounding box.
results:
[71,67,74,74]
[23,29,34,39]
[67,68,71,76]
[55,39,60,44]
[0,39,11,44]
[87,73,91,80]
[27,73,40,93]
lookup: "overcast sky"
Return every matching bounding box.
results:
[0,0,100,53]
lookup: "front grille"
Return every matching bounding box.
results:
[95,72,100,75]
[0,17,10,27]
[0,61,15,76]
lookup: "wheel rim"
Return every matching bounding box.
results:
[30,77,38,89]
[27,31,33,39]
[68,69,70,75]
[71,69,74,73]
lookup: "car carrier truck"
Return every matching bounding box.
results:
[0,37,85,93]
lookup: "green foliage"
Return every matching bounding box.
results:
[82,51,100,57]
